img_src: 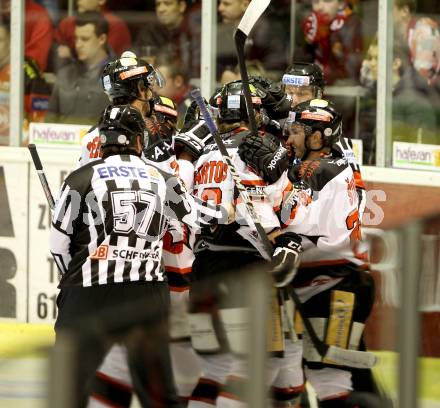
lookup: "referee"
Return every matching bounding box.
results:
[50,105,226,407]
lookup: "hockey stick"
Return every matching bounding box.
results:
[234,0,271,136]
[28,144,55,210]
[233,0,302,345]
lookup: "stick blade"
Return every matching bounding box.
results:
[236,0,271,37]
[324,345,379,369]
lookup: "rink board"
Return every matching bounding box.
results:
[0,322,439,403]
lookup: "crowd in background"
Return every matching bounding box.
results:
[0,0,440,164]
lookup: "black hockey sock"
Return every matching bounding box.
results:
[189,377,221,405]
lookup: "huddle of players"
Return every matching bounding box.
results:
[69,51,379,408]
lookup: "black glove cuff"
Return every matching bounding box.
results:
[274,232,302,248]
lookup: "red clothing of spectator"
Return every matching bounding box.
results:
[25,0,54,71]
[302,3,363,85]
[55,8,131,57]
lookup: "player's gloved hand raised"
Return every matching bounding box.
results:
[173,120,213,160]
[302,11,331,44]
[270,232,302,288]
[249,76,291,119]
[181,99,202,133]
[238,132,289,183]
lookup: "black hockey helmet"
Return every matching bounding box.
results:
[284,99,342,147]
[215,80,263,122]
[150,95,178,142]
[101,51,165,103]
[282,62,325,97]
[99,105,146,149]
[152,95,178,125]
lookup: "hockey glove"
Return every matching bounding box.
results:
[238,132,289,183]
[249,76,291,119]
[173,120,213,160]
[180,98,207,133]
[270,232,302,288]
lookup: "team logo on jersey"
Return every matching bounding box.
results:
[345,177,357,206]
[90,245,108,260]
[245,185,266,199]
[310,275,333,286]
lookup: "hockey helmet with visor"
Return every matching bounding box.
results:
[215,80,264,123]
[282,62,324,106]
[101,51,165,103]
[283,99,342,158]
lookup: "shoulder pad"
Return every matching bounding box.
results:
[143,140,175,163]
[288,157,349,191]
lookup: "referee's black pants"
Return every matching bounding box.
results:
[54,281,181,408]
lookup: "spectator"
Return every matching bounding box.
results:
[35,0,60,25]
[299,0,363,85]
[393,36,440,145]
[135,0,201,79]
[46,11,111,125]
[0,22,10,145]
[25,0,54,72]
[394,0,440,87]
[154,53,193,125]
[55,0,131,63]
[216,0,287,78]
[393,0,416,51]
[359,35,440,164]
[0,0,54,72]
[219,60,272,85]
[0,22,51,145]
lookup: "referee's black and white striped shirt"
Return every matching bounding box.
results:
[50,154,225,288]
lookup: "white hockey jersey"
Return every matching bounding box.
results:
[77,126,102,168]
[192,128,280,254]
[143,137,197,297]
[332,137,367,220]
[266,156,368,274]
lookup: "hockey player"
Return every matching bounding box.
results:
[150,95,179,143]
[281,62,325,107]
[241,63,367,219]
[77,50,165,167]
[186,80,303,408]
[246,99,379,407]
[146,94,205,404]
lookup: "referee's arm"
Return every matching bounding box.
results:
[49,181,82,274]
[164,174,231,229]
